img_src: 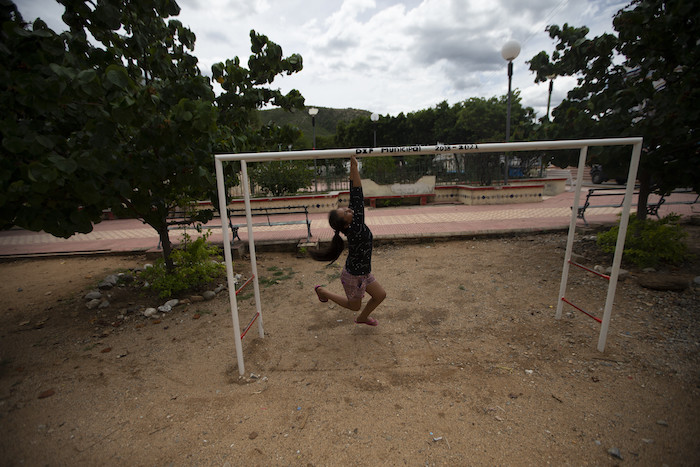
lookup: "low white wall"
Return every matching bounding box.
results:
[434,184,544,205]
[510,178,567,196]
[361,176,436,197]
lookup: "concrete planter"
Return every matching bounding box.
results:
[434,184,544,205]
[227,193,340,213]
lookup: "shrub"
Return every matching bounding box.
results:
[360,156,397,184]
[248,160,314,196]
[596,214,691,268]
[142,231,226,298]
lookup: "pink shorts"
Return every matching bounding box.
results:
[341,268,376,301]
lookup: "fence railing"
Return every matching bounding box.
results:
[236,153,546,198]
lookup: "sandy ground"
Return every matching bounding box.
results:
[1,229,699,466]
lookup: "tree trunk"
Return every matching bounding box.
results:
[158,225,175,271]
[636,169,653,221]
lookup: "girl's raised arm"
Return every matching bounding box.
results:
[350,155,361,188]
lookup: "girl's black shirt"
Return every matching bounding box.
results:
[345,185,373,275]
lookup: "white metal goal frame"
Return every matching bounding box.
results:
[214,137,642,375]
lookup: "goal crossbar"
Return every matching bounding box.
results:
[214,137,643,375]
[215,138,641,162]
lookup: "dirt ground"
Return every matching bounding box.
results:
[1,228,699,466]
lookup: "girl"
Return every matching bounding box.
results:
[311,155,386,326]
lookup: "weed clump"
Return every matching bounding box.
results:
[142,232,226,298]
[596,214,691,268]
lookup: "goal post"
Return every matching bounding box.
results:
[215,137,643,374]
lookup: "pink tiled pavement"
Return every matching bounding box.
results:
[0,187,696,257]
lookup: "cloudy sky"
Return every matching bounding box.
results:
[17,0,628,120]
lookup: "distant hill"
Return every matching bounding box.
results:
[257,106,371,147]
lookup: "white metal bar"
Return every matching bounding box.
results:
[215,138,643,162]
[240,160,264,338]
[598,141,643,351]
[556,146,588,319]
[215,159,245,375]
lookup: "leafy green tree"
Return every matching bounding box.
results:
[528,0,700,218]
[336,97,535,149]
[336,116,374,148]
[212,30,304,154]
[359,156,396,184]
[1,2,127,237]
[335,97,537,185]
[245,121,314,196]
[248,160,314,196]
[455,94,538,185]
[1,0,304,269]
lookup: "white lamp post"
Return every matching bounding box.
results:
[370,112,379,147]
[308,107,319,149]
[501,40,520,184]
[546,74,556,122]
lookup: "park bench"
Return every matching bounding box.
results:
[157,204,312,249]
[576,187,699,226]
[227,205,312,242]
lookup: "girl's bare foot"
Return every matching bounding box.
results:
[354,317,378,326]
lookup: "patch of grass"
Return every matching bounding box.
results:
[377,198,403,207]
[316,262,341,277]
[259,277,278,287]
[326,271,341,281]
[259,267,296,287]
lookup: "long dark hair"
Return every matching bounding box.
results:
[310,209,347,263]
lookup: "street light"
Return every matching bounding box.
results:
[308,107,319,192]
[370,112,379,147]
[546,74,556,122]
[308,107,319,149]
[501,39,520,185]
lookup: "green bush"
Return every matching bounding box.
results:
[360,156,397,184]
[596,214,691,268]
[142,232,226,298]
[248,160,314,196]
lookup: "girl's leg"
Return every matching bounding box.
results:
[355,280,386,323]
[315,287,362,311]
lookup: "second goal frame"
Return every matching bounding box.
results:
[214,137,643,375]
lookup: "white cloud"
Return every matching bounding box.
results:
[14,0,624,121]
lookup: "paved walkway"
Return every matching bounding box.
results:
[0,186,697,257]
